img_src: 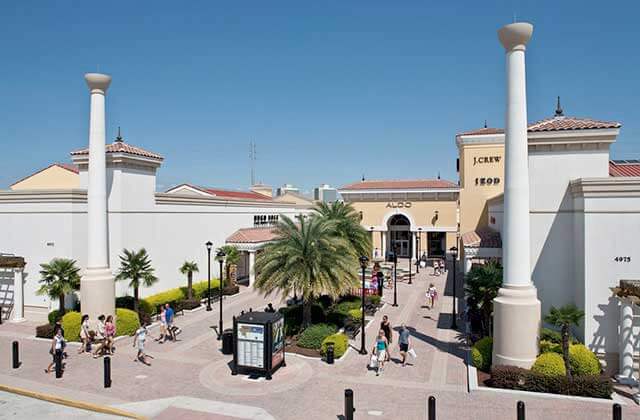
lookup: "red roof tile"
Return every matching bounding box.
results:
[340,179,458,190]
[226,227,279,243]
[457,127,505,136]
[610,160,640,177]
[71,141,163,160]
[166,184,273,201]
[461,228,502,249]
[458,116,621,137]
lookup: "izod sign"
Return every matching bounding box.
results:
[475,177,500,186]
[473,156,501,165]
[386,201,412,208]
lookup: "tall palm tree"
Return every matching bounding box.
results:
[313,201,371,258]
[37,258,81,316]
[116,248,158,311]
[254,214,359,328]
[544,304,584,380]
[179,261,199,300]
[464,260,503,337]
[217,245,240,287]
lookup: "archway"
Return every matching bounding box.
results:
[387,214,411,258]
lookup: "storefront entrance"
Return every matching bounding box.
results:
[388,214,411,258]
[427,232,445,257]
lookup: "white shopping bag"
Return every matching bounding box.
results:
[407,348,417,359]
[370,354,379,368]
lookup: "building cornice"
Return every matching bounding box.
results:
[570,177,640,198]
[0,189,87,203]
[340,188,459,195]
[155,193,313,209]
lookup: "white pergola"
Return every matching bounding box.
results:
[0,255,26,323]
[225,227,279,287]
[614,279,640,403]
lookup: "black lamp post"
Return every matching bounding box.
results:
[217,249,226,339]
[392,244,399,307]
[205,241,213,311]
[449,246,458,330]
[416,229,421,273]
[408,235,413,285]
[376,271,384,298]
[359,255,368,355]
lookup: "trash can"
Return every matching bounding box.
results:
[326,343,335,364]
[222,329,234,355]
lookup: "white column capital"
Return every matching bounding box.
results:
[84,73,111,94]
[498,22,533,51]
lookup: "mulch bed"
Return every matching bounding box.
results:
[477,369,491,387]
[285,338,322,358]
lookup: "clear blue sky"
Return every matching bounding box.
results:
[2,1,638,193]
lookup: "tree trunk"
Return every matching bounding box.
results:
[59,294,66,316]
[562,324,572,380]
[187,271,193,300]
[134,286,139,313]
[302,299,312,329]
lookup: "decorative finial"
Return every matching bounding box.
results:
[115,126,123,142]
[484,120,488,128]
[361,174,365,182]
[555,96,564,117]
[437,171,441,180]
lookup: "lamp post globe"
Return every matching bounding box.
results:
[205,241,213,311]
[449,246,458,329]
[216,250,226,339]
[359,255,369,355]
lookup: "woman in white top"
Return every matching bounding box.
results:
[78,314,90,354]
[45,327,66,373]
[133,324,154,365]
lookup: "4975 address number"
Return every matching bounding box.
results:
[614,257,631,262]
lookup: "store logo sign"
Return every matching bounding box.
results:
[473,156,501,165]
[386,201,412,208]
[475,177,501,186]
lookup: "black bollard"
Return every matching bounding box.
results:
[54,351,63,378]
[613,403,622,420]
[517,401,525,420]
[344,389,355,420]
[428,396,436,420]
[104,356,112,388]
[12,341,19,369]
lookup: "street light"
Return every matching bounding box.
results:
[359,255,368,355]
[392,244,399,307]
[217,249,226,339]
[449,246,458,330]
[205,241,213,311]
[408,235,413,285]
[416,228,422,273]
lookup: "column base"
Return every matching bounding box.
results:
[492,284,541,369]
[615,374,638,387]
[80,267,116,320]
[10,317,26,323]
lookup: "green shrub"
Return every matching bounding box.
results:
[115,296,135,310]
[540,327,562,343]
[471,337,493,372]
[61,311,82,342]
[320,333,349,358]
[297,323,337,349]
[532,352,566,376]
[366,295,381,306]
[569,344,601,376]
[36,323,56,339]
[326,311,348,328]
[48,310,62,325]
[347,308,362,323]
[188,279,221,300]
[333,299,362,316]
[279,304,326,336]
[143,288,184,311]
[317,295,334,309]
[539,340,561,354]
[178,299,201,311]
[115,308,140,336]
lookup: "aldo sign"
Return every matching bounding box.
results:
[386,202,412,208]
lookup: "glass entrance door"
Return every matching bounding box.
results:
[390,231,411,258]
[427,232,445,257]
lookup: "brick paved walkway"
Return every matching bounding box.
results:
[1,265,639,419]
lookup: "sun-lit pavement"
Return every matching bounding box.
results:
[1,267,639,419]
[0,390,123,419]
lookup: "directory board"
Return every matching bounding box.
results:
[237,323,265,369]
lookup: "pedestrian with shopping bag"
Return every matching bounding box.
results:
[398,324,412,367]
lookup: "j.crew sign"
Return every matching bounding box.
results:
[473,156,501,165]
[386,202,412,208]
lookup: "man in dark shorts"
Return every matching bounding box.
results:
[398,324,411,367]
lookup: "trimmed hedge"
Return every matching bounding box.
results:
[48,310,62,325]
[36,323,56,339]
[321,333,349,358]
[333,299,362,316]
[179,299,202,311]
[569,344,601,376]
[297,323,337,350]
[366,295,381,307]
[539,340,561,354]
[61,311,82,342]
[279,304,325,336]
[115,308,140,336]
[143,288,184,312]
[347,308,362,324]
[471,337,493,372]
[490,365,612,398]
[532,352,566,376]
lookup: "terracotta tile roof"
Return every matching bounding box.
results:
[610,160,640,177]
[340,179,458,190]
[166,184,273,201]
[461,228,502,249]
[71,141,163,160]
[226,227,279,243]
[458,116,621,137]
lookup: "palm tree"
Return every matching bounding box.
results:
[37,258,81,316]
[115,248,158,311]
[254,214,359,328]
[544,304,585,380]
[313,201,371,258]
[464,260,503,337]
[179,261,199,300]
[217,245,240,287]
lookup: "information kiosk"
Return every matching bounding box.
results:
[232,311,285,379]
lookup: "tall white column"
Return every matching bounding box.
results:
[411,232,417,262]
[81,73,115,320]
[248,250,256,287]
[616,298,637,385]
[381,231,387,257]
[464,256,473,275]
[10,268,25,322]
[492,23,541,369]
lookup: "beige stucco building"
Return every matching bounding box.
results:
[10,163,80,190]
[339,180,460,260]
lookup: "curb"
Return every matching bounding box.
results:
[0,384,147,419]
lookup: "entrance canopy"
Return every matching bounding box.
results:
[461,228,502,273]
[226,227,280,287]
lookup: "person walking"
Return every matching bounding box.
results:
[155,305,167,343]
[92,315,106,358]
[371,329,389,376]
[398,324,412,367]
[265,303,276,313]
[104,315,116,355]
[428,283,438,309]
[380,315,392,361]
[45,327,66,374]
[133,323,154,365]
[164,303,175,341]
[78,314,90,354]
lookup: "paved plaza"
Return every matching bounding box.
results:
[1,265,638,419]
